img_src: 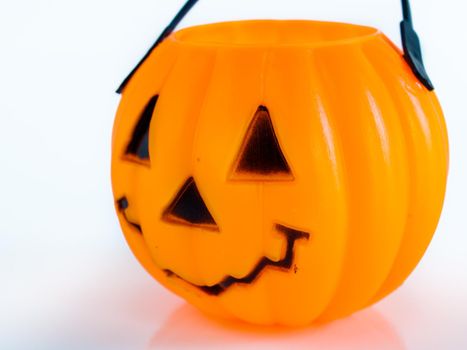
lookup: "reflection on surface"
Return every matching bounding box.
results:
[41,257,406,350]
[148,304,406,350]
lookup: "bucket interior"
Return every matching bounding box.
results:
[172,20,380,47]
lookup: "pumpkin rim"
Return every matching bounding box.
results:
[169,19,381,48]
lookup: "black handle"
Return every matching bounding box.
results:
[117,0,433,93]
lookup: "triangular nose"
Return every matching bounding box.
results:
[163,177,219,231]
[231,106,293,180]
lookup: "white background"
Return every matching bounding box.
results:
[1,0,466,349]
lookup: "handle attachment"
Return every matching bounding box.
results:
[116,0,433,93]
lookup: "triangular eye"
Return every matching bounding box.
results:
[163,177,219,231]
[125,95,158,163]
[231,106,293,180]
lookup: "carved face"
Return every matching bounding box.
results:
[111,21,449,326]
[118,104,311,297]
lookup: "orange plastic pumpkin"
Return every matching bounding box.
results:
[112,1,448,326]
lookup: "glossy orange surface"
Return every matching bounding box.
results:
[111,20,449,326]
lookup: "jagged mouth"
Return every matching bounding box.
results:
[163,224,310,296]
[116,197,310,296]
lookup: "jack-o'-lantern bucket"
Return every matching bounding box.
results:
[111,0,449,326]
